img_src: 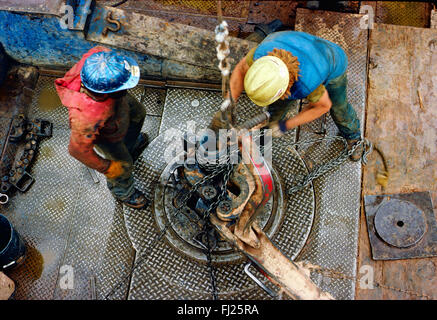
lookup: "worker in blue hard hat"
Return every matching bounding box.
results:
[55,46,149,209]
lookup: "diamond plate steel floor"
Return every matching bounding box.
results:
[4,77,161,300]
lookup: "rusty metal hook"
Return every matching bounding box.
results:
[102,11,121,36]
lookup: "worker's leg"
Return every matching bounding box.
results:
[123,95,147,159]
[325,73,361,140]
[94,141,135,200]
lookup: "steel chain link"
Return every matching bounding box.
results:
[287,136,372,194]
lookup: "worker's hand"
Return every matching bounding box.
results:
[104,160,129,179]
[269,120,287,138]
[208,110,229,132]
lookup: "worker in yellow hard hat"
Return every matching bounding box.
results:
[229,30,364,161]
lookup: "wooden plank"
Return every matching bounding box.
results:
[0,272,14,300]
[358,23,437,300]
[86,5,257,71]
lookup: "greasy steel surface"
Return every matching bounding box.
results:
[3,76,145,300]
[295,9,368,299]
[98,0,252,37]
[154,154,285,264]
[375,1,431,28]
[122,88,315,299]
[364,192,437,260]
[3,76,313,299]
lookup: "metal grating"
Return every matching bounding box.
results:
[295,8,368,300]
[98,0,250,18]
[5,128,83,299]
[375,1,431,28]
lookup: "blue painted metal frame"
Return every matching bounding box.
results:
[0,6,219,81]
[0,9,163,76]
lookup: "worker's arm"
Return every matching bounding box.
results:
[283,89,332,131]
[229,57,250,102]
[68,128,111,174]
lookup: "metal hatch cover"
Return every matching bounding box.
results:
[374,199,426,248]
[364,192,437,260]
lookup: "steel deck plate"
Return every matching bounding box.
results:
[4,77,165,300]
[295,9,368,299]
[4,8,370,299]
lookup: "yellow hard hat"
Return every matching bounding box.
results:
[244,56,289,107]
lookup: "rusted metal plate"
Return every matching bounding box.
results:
[98,0,250,18]
[0,0,66,16]
[247,1,301,27]
[375,1,431,28]
[86,5,256,70]
[364,192,437,260]
[432,9,437,29]
[374,199,426,249]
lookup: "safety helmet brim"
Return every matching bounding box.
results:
[81,56,140,94]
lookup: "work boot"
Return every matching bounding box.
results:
[131,133,149,163]
[246,19,284,43]
[347,138,364,162]
[121,189,149,209]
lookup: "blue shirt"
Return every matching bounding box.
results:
[252,31,348,100]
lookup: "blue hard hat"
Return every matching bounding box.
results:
[80,51,140,94]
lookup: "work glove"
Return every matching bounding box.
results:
[104,160,129,179]
[269,120,287,138]
[208,110,233,132]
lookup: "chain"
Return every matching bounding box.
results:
[215,1,235,126]
[201,161,234,300]
[287,136,372,194]
[205,234,218,300]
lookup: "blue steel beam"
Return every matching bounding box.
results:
[0,9,221,81]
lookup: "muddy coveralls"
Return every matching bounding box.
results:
[55,47,146,201]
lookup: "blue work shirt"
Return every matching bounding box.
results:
[252,31,348,100]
